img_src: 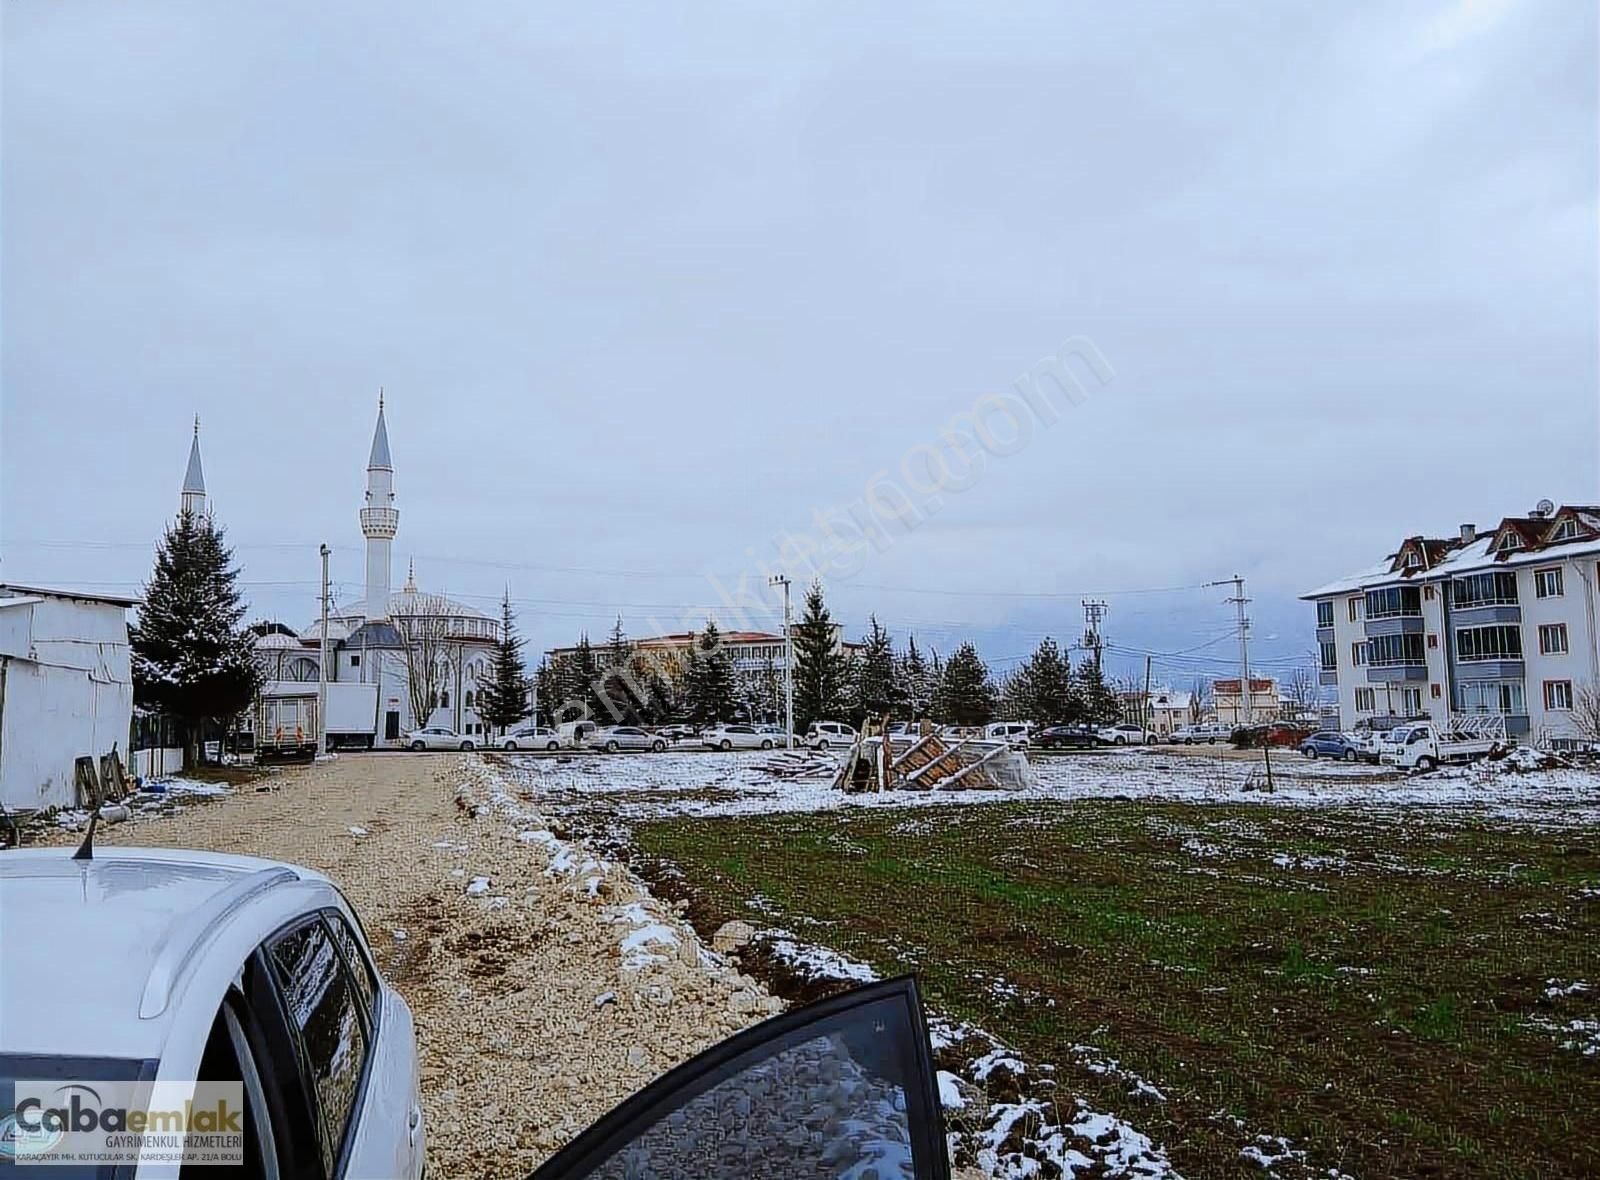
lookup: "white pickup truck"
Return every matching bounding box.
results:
[1379,715,1508,771]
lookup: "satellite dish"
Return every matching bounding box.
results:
[1536,498,1555,517]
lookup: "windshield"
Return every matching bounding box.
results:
[2,1054,155,1178]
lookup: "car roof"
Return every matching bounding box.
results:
[0,848,329,1061]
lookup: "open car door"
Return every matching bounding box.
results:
[529,976,951,1180]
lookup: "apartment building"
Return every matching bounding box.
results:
[1303,502,1600,746]
[1212,678,1281,727]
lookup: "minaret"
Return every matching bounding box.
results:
[180,415,208,517]
[360,394,399,619]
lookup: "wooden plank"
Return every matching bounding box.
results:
[937,742,1012,790]
[74,757,103,809]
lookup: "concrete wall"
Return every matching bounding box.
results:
[0,594,133,812]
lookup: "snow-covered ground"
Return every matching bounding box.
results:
[496,747,1600,827]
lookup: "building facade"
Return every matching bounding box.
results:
[1212,678,1281,727]
[1303,503,1600,746]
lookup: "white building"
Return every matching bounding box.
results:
[0,584,135,811]
[1303,502,1600,747]
[248,401,503,746]
[1119,686,1193,737]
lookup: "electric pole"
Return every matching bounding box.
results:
[318,544,331,758]
[1206,575,1253,727]
[1082,600,1108,672]
[769,574,794,748]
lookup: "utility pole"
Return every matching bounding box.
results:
[317,544,331,758]
[1082,600,1108,672]
[768,574,794,747]
[1143,654,1153,735]
[1204,574,1253,728]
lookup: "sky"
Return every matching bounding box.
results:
[3,0,1596,687]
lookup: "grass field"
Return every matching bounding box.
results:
[630,801,1600,1179]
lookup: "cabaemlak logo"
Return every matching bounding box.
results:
[5,1080,245,1166]
[14,1082,241,1135]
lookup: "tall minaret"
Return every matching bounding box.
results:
[359,394,399,619]
[180,415,208,517]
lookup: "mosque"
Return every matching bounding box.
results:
[181,401,503,746]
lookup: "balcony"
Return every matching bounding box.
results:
[1455,659,1526,682]
[1450,604,1521,628]
[1367,664,1428,683]
[1319,669,1338,686]
[1365,615,1424,638]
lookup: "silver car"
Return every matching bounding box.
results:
[1,847,425,1178]
[405,726,474,751]
[595,725,668,753]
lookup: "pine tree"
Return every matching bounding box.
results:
[933,642,996,726]
[596,617,645,723]
[793,581,848,730]
[479,591,530,734]
[131,511,263,767]
[851,615,901,724]
[1075,657,1121,724]
[1018,637,1077,725]
[683,621,736,723]
[534,657,558,726]
[898,635,937,721]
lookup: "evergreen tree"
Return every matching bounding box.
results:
[1017,637,1077,725]
[534,657,558,726]
[850,615,901,724]
[793,581,849,730]
[1075,657,1121,724]
[897,635,937,720]
[683,621,736,723]
[131,511,262,767]
[933,642,996,726]
[596,617,646,723]
[479,591,530,734]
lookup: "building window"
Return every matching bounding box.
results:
[1319,642,1337,671]
[440,690,450,709]
[1424,584,1435,600]
[1539,624,1569,655]
[465,691,475,708]
[1544,681,1574,711]
[1354,687,1376,712]
[1551,519,1578,542]
[1352,642,1368,667]
[1317,600,1334,629]
[1365,585,1422,619]
[1430,683,1442,699]
[1348,597,1359,623]
[1401,688,1423,715]
[1451,571,1518,609]
[1455,625,1522,663]
[349,654,360,668]
[1459,681,1524,715]
[1534,568,1564,598]
[1427,634,1438,649]
[1369,633,1425,667]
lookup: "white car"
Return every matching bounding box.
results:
[406,726,474,751]
[501,725,560,751]
[984,722,1032,747]
[806,721,858,750]
[703,724,778,751]
[1098,723,1150,745]
[1170,723,1230,745]
[596,725,668,753]
[0,846,424,1178]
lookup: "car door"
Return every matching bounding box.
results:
[527,976,949,1180]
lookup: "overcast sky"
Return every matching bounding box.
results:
[3,0,1595,683]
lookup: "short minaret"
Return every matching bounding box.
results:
[360,394,399,619]
[180,415,208,517]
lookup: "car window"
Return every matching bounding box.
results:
[269,920,370,1176]
[324,911,380,1030]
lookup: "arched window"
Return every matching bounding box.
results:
[440,690,450,709]
[289,657,318,682]
[465,690,475,708]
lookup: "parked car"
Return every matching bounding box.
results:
[406,726,474,751]
[655,724,698,743]
[0,846,425,1178]
[555,721,598,749]
[528,977,948,1179]
[1231,722,1315,749]
[1171,722,1231,744]
[1036,724,1101,749]
[806,720,858,750]
[596,725,668,753]
[1298,730,1362,761]
[501,725,560,751]
[702,723,776,751]
[984,722,1032,747]
[1098,723,1150,745]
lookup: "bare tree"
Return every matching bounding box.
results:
[1285,666,1322,718]
[1574,681,1600,744]
[391,593,461,731]
[1188,676,1212,723]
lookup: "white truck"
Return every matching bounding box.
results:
[257,681,379,759]
[1379,714,1508,771]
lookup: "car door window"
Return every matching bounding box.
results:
[325,911,381,1032]
[269,920,371,1176]
[529,977,948,1180]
